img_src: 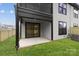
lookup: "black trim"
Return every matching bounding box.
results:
[15,4,19,50]
[51,3,53,40]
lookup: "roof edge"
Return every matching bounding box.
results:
[69,3,79,10]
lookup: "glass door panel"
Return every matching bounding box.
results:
[25,22,40,38]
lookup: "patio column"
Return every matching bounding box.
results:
[19,17,21,39]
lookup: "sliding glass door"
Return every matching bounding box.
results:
[25,22,40,38]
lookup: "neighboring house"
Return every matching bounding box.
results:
[16,3,79,48]
[0,24,15,30]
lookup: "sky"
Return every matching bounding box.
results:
[0,3,15,26]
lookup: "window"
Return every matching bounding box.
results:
[73,23,78,27]
[74,8,78,18]
[58,3,67,15]
[58,21,67,35]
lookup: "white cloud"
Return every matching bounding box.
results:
[0,10,5,13]
[10,10,14,14]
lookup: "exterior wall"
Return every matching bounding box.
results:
[41,22,51,40]
[70,6,79,27]
[53,3,79,40]
[21,21,25,39]
[53,3,71,40]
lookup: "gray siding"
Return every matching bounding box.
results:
[17,3,52,22]
[18,3,52,14]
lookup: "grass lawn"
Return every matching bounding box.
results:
[0,36,79,56]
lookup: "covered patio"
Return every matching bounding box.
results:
[16,3,53,49]
[19,37,50,48]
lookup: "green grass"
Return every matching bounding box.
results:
[0,36,17,56]
[1,36,79,56]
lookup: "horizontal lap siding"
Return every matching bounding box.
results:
[17,3,52,22]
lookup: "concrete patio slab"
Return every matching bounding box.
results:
[19,37,50,48]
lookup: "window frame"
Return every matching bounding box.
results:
[58,21,67,35]
[58,3,67,15]
[74,8,78,18]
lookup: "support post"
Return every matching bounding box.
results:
[15,4,19,50]
[51,3,53,40]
